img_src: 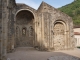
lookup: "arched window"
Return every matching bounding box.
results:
[22,28,26,35]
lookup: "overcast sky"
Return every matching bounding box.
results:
[16,0,74,9]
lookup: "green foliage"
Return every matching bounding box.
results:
[59,0,80,26]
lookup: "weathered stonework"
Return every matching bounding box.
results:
[0,0,75,60]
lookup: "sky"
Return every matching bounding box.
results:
[16,0,74,9]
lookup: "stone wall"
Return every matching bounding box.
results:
[0,0,16,60]
[7,0,16,53]
[0,0,2,59]
[1,0,8,60]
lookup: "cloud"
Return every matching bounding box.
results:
[16,0,40,9]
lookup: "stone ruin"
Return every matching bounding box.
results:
[0,0,75,60]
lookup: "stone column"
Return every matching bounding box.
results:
[34,13,37,47]
[2,0,8,60]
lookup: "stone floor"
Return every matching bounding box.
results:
[6,47,80,60]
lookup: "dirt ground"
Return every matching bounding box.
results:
[6,47,80,60]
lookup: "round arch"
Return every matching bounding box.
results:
[15,9,35,20]
[53,20,67,50]
[53,20,67,33]
[54,20,66,27]
[53,20,66,35]
[15,9,35,47]
[15,9,34,25]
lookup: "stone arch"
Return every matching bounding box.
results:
[15,9,35,21]
[16,10,34,25]
[53,20,67,50]
[15,9,35,47]
[53,20,67,34]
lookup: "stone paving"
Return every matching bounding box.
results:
[6,47,80,60]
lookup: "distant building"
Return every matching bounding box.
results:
[74,28,80,47]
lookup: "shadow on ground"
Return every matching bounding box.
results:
[6,47,80,60]
[48,52,80,60]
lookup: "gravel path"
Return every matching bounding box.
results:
[6,47,80,60]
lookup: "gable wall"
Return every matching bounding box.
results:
[36,2,74,50]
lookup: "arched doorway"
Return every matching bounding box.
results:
[53,21,66,50]
[15,10,35,47]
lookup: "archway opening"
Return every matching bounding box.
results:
[15,10,35,47]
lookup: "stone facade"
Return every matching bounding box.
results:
[0,0,75,60]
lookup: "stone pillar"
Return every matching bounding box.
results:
[0,0,2,59]
[34,13,37,47]
[41,13,45,50]
[1,0,8,60]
